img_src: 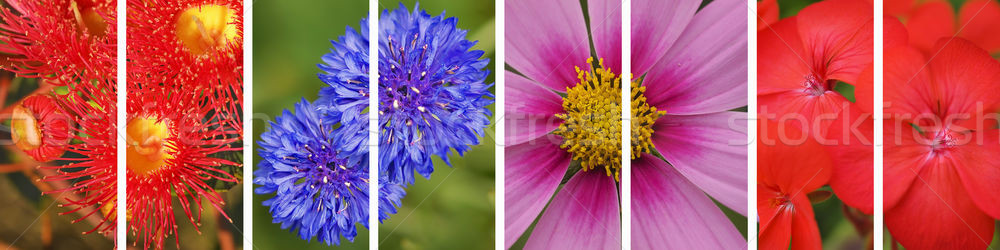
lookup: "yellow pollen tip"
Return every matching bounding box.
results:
[126,117,174,176]
[554,58,664,181]
[630,78,665,160]
[175,5,238,55]
[11,104,42,151]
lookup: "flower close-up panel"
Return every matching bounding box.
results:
[504,0,624,249]
[0,0,117,249]
[375,1,496,250]
[631,0,749,248]
[251,1,372,249]
[884,0,1000,248]
[757,0,875,248]
[126,0,245,249]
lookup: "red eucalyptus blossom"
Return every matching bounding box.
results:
[0,0,119,239]
[125,80,240,249]
[11,94,73,162]
[127,0,243,130]
[40,77,118,237]
[0,0,116,84]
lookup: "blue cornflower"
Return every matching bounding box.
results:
[317,4,493,184]
[255,99,404,245]
[317,4,492,185]
[317,18,371,156]
[377,3,493,184]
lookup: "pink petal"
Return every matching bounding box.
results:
[506,0,591,90]
[631,0,699,74]
[504,137,573,249]
[524,171,621,250]
[506,72,565,145]
[642,0,748,115]
[651,112,748,215]
[632,155,745,249]
[588,0,623,73]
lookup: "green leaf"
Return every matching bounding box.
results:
[833,81,856,103]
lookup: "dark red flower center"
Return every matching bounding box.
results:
[802,74,836,96]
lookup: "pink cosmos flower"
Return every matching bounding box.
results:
[505,0,747,249]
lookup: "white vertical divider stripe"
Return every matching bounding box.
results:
[747,0,758,249]
[874,0,884,248]
[368,1,380,249]
[243,0,254,247]
[620,0,631,249]
[495,0,506,249]
[116,0,127,248]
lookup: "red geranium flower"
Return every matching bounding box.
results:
[884,38,1000,249]
[758,0,874,214]
[758,118,832,250]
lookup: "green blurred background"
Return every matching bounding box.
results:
[253,0,495,249]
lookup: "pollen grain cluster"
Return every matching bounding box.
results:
[554,58,664,181]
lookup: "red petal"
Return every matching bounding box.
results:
[853,63,874,113]
[958,0,1000,53]
[757,186,793,250]
[886,0,916,18]
[824,103,874,214]
[886,159,995,249]
[757,0,779,31]
[927,38,1000,128]
[789,195,822,250]
[758,17,810,95]
[757,118,833,193]
[883,46,935,122]
[884,16,909,49]
[883,119,928,209]
[797,0,873,82]
[905,1,955,54]
[951,129,1000,219]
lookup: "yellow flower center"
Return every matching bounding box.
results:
[554,58,664,181]
[175,5,238,55]
[71,0,108,37]
[11,104,42,151]
[99,196,130,222]
[126,117,174,176]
